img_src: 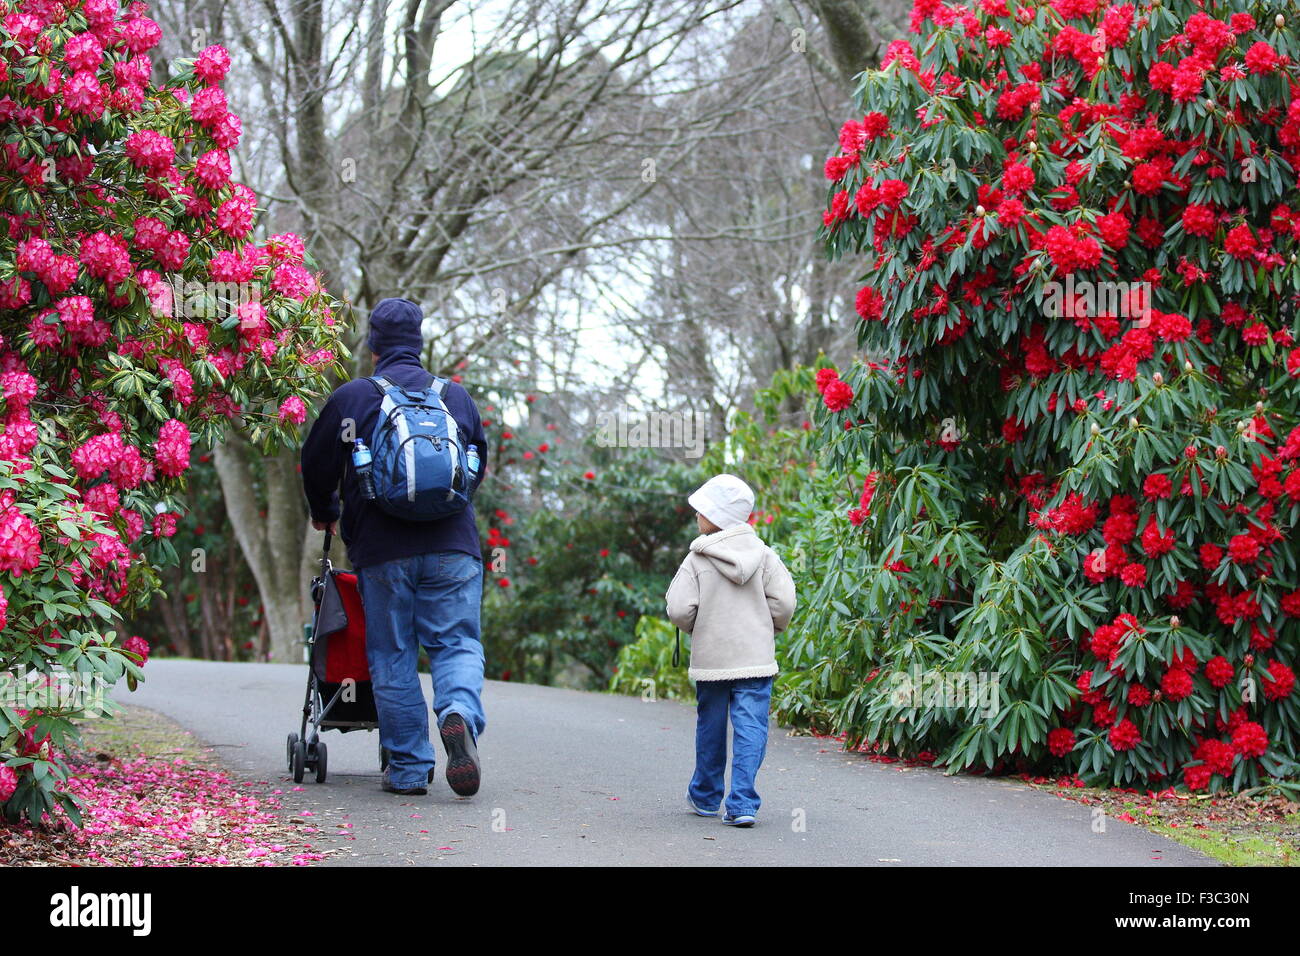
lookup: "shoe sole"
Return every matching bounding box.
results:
[440,714,481,796]
[687,795,718,817]
[383,785,428,796]
[723,817,756,827]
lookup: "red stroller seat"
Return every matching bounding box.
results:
[286,533,388,784]
[313,570,370,685]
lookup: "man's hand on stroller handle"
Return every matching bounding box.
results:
[312,519,336,534]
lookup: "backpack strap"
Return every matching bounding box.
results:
[368,373,447,401]
[366,375,395,400]
[368,372,463,454]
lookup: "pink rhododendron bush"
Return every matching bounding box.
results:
[799,0,1300,792]
[0,0,343,823]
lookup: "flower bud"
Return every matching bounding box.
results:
[1153,372,1163,385]
[1216,445,1228,459]
[1185,445,1198,459]
[1170,616,1181,628]
[1204,98,1215,110]
[1129,417,1139,428]
[1028,141,1039,152]
[1245,653,1255,667]
[1090,423,1101,436]
[1184,360,1193,372]
[1277,14,1286,28]
[1237,420,1248,432]
[1256,401,1265,413]
[975,204,986,216]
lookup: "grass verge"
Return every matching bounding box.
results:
[1025,776,1300,866]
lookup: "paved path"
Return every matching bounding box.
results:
[118,660,1215,866]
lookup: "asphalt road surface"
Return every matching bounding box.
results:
[118,660,1215,867]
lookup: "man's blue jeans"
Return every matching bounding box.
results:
[688,676,774,818]
[355,550,486,790]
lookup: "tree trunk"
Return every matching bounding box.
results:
[805,0,909,86]
[155,572,195,657]
[212,429,313,662]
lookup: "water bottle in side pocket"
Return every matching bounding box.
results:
[353,439,377,501]
[466,446,480,487]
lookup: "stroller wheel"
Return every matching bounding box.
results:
[291,739,306,783]
[286,733,299,772]
[314,741,328,783]
[379,745,390,771]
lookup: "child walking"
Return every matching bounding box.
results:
[666,474,797,827]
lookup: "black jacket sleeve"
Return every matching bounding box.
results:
[466,392,489,494]
[444,380,488,494]
[301,391,346,523]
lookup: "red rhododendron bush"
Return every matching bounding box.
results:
[801,0,1300,792]
[0,0,342,822]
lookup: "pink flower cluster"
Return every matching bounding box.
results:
[153,419,192,477]
[278,395,307,425]
[71,432,147,489]
[124,130,176,174]
[0,507,42,577]
[123,635,150,663]
[132,217,190,270]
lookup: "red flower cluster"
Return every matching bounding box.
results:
[848,471,882,526]
[1047,727,1076,757]
[1087,613,1143,665]
[816,367,855,413]
[1108,718,1142,752]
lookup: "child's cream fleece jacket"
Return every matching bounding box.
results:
[664,523,797,681]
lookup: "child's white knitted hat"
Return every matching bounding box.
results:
[688,474,754,530]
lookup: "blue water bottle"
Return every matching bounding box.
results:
[353,440,377,500]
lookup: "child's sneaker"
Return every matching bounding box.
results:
[687,793,719,817]
[722,813,756,827]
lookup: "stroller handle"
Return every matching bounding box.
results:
[321,530,333,575]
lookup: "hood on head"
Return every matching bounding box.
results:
[368,297,425,356]
[689,523,763,585]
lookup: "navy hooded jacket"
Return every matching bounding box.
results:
[300,345,488,570]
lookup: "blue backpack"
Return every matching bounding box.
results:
[364,374,472,521]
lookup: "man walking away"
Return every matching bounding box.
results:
[301,297,488,797]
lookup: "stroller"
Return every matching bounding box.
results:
[285,531,391,783]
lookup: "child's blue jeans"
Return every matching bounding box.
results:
[688,676,774,817]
